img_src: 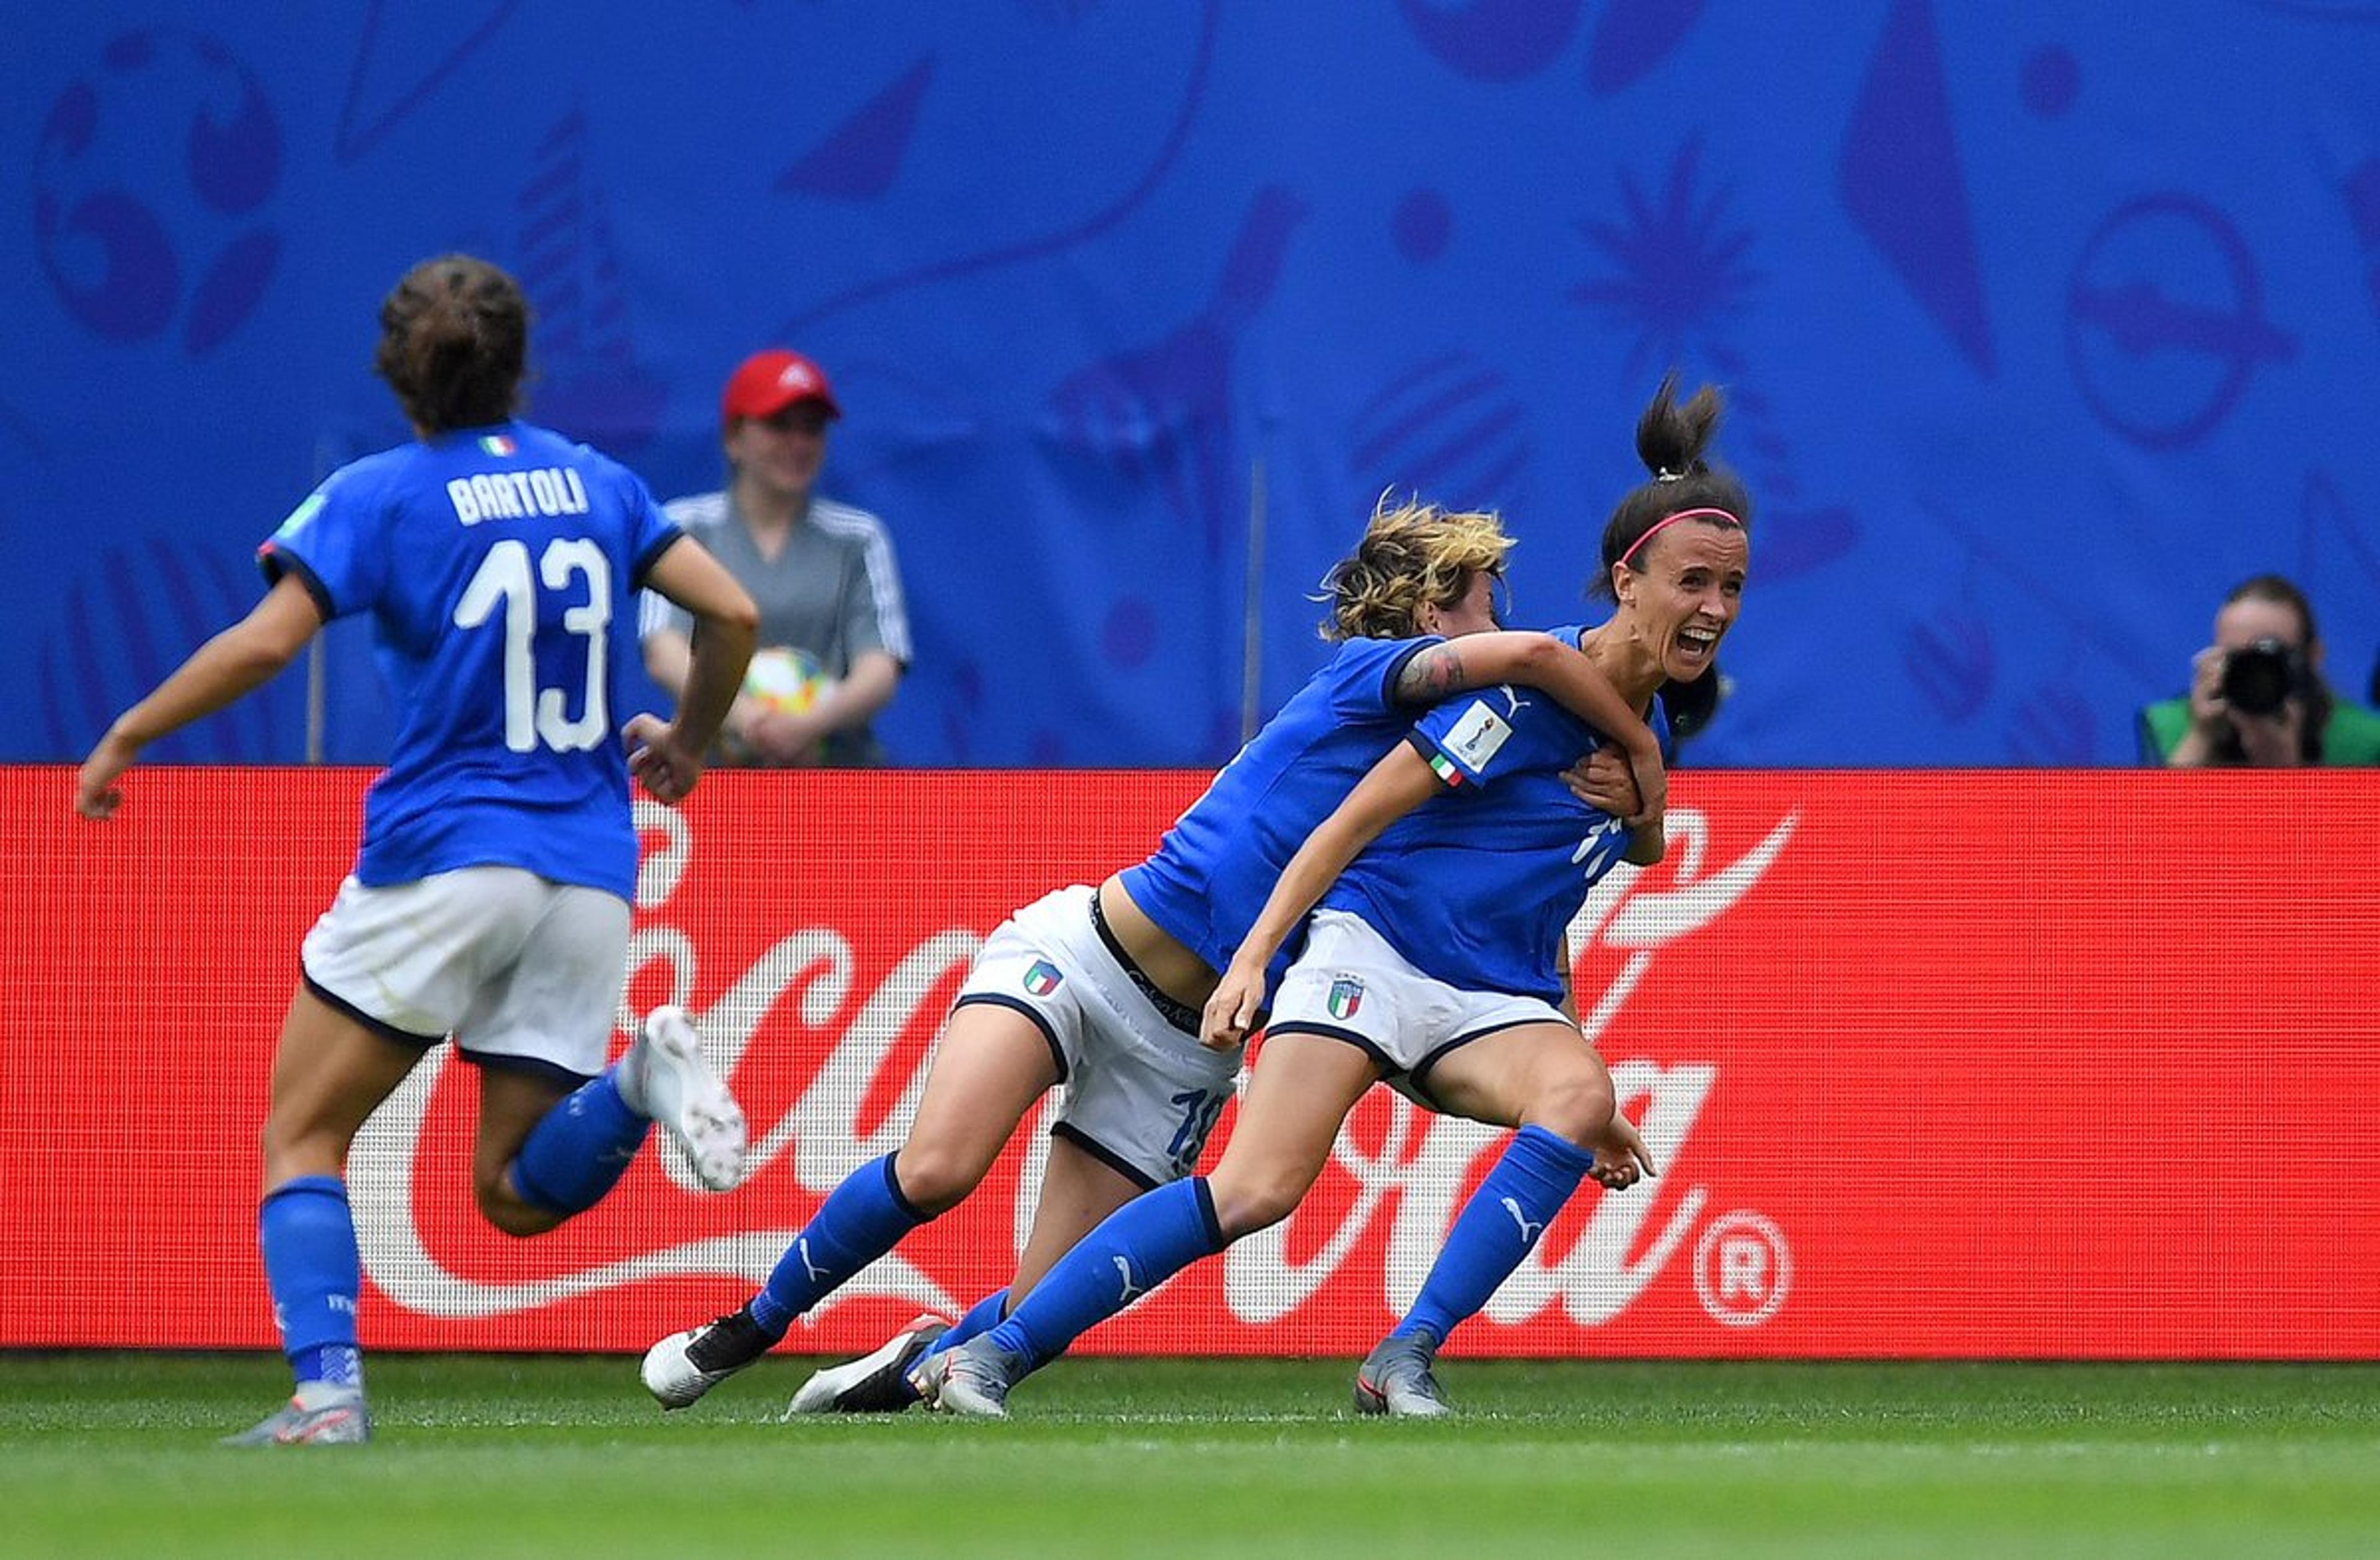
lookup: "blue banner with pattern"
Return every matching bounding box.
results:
[6,2,2376,766]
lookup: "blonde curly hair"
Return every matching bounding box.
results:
[1318,495,1514,642]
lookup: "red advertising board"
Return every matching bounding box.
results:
[6,766,2377,1358]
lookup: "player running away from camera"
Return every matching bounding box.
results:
[923,376,1746,1419]
[638,496,1669,1415]
[73,255,761,1447]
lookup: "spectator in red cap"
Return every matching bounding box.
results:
[640,348,912,765]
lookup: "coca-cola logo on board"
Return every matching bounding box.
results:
[353,800,1799,1334]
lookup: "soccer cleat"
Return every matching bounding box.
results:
[919,1337,1030,1419]
[641,1308,776,1409]
[785,1315,949,1416]
[1353,1333,1453,1419]
[631,1005,747,1192]
[221,1386,372,1446]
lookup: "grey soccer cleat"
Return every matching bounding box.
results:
[641,1307,775,1409]
[785,1315,949,1416]
[1353,1332,1453,1419]
[919,1337,1031,1419]
[221,1386,372,1446]
[631,1005,747,1192]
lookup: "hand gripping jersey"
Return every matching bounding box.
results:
[1118,636,1445,988]
[1322,625,1675,1004]
[257,421,682,901]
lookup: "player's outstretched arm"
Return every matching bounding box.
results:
[75,574,324,819]
[643,625,695,703]
[630,536,758,804]
[1202,743,1440,1051]
[1393,632,1664,827]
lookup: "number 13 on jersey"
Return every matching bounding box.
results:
[453,536,611,753]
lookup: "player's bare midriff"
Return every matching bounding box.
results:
[1096,875,1219,1011]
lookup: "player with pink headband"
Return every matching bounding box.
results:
[923,374,1750,1419]
[1618,505,1741,569]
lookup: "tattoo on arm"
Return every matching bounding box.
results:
[1393,643,1470,704]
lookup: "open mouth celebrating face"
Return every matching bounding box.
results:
[1671,619,1723,676]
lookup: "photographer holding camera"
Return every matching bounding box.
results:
[2140,573,2380,767]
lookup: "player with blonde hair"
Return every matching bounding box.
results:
[928,376,1747,1419]
[641,496,1672,1414]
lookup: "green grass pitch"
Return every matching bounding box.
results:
[2,1352,2376,1558]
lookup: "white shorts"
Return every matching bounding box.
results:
[1265,909,1570,1106]
[954,885,1241,1187]
[300,867,632,1083]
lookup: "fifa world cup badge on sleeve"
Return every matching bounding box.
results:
[1444,700,1514,767]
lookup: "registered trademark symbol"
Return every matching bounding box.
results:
[1693,1209,1791,1327]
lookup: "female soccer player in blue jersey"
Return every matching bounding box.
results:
[638,498,1671,1414]
[73,255,762,1445]
[924,376,1747,1418]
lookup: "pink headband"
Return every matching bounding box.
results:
[1618,506,1743,570]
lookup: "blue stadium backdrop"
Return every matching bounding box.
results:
[6,1,2378,768]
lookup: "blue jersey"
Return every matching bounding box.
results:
[1119,636,1441,985]
[1322,625,1673,1003]
[258,420,682,901]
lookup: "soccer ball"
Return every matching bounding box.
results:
[33,27,283,354]
[746,646,834,716]
[721,647,837,764]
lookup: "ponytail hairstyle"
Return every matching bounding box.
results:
[1318,493,1514,642]
[1590,372,1752,601]
[374,255,530,434]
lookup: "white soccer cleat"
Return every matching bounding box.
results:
[923,1337,1029,1419]
[785,1314,950,1416]
[221,1385,372,1446]
[630,1005,747,1191]
[1354,1333,1454,1419]
[640,1309,774,1409]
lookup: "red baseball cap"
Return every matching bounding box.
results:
[720,348,842,425]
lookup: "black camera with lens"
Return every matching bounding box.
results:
[2220,637,2311,716]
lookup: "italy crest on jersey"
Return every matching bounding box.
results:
[1023,959,1064,997]
[1327,976,1364,1020]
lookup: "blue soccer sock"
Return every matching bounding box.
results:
[508,1065,651,1217]
[1393,1124,1595,1349]
[923,1287,1012,1362]
[749,1155,928,1337]
[258,1176,364,1391]
[980,1178,1225,1370]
